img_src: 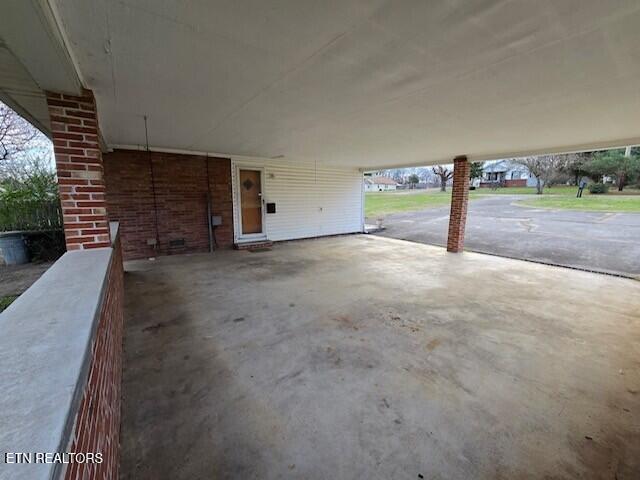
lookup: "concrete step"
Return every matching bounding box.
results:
[364,224,386,234]
[234,240,273,251]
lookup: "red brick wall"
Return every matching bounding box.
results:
[504,179,527,187]
[65,235,124,480]
[447,156,470,253]
[46,90,111,250]
[103,150,233,260]
[480,179,527,188]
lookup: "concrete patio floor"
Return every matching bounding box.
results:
[120,235,640,479]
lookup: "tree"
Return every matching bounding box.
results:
[382,168,405,182]
[586,150,639,191]
[512,155,566,194]
[562,152,593,185]
[469,162,483,183]
[432,165,453,192]
[0,102,40,162]
[0,101,52,185]
[0,154,59,233]
[407,173,419,189]
[0,159,57,200]
[1,153,55,186]
[418,168,436,186]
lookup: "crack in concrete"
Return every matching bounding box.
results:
[595,212,618,223]
[518,218,536,233]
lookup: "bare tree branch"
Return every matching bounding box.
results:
[432,165,453,192]
[0,102,53,183]
[0,102,40,162]
[512,155,567,194]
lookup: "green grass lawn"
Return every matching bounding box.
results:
[472,185,579,195]
[473,185,640,196]
[365,190,452,217]
[518,195,640,212]
[364,187,559,217]
[0,295,17,313]
[366,187,640,217]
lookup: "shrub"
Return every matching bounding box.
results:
[0,170,62,232]
[0,172,65,261]
[588,183,609,194]
[24,230,65,261]
[0,197,62,232]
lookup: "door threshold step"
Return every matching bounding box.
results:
[234,240,273,251]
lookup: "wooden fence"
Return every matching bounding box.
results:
[0,199,63,232]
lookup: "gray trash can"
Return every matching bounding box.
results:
[0,232,28,265]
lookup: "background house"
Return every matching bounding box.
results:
[364,176,398,192]
[479,160,540,188]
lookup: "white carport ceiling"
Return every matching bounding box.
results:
[0,41,51,136]
[51,0,640,168]
[0,0,82,136]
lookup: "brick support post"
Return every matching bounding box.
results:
[46,89,110,250]
[447,156,470,253]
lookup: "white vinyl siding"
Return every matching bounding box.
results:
[232,158,363,242]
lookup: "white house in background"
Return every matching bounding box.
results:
[479,160,540,188]
[364,176,399,192]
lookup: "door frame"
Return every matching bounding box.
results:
[235,164,267,242]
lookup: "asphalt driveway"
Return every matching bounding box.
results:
[370,195,640,277]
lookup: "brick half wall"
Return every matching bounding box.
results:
[103,150,234,260]
[504,179,527,187]
[64,233,124,480]
[480,179,527,188]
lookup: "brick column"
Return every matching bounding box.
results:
[46,89,111,250]
[447,156,470,253]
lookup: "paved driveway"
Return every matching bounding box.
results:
[370,195,640,277]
